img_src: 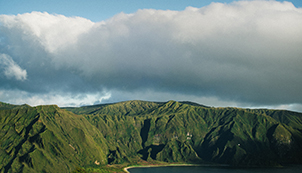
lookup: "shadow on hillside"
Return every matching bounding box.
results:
[138,144,165,160]
[140,119,151,148]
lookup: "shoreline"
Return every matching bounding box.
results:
[122,163,289,172]
[123,163,215,173]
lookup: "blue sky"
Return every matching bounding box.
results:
[0,0,302,112]
[1,0,302,22]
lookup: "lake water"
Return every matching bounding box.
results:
[128,165,302,173]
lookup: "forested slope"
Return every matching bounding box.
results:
[0,104,108,173]
[68,100,302,166]
[1,100,302,172]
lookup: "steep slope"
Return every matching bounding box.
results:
[70,100,302,166]
[0,104,108,173]
[1,100,302,173]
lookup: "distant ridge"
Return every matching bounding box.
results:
[0,101,31,110]
[178,101,209,108]
[1,100,302,172]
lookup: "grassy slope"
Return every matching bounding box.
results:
[1,100,302,173]
[0,102,31,110]
[66,101,302,166]
[0,104,108,173]
[70,100,302,167]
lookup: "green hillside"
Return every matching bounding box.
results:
[1,100,302,172]
[0,104,108,173]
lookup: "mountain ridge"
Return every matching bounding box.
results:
[1,100,302,172]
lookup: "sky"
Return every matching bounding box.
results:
[0,0,302,112]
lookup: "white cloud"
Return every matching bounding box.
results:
[0,54,27,81]
[0,89,111,107]
[0,1,302,111]
[0,12,94,53]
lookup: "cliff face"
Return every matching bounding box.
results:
[1,100,302,172]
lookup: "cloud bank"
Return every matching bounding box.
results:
[0,54,27,81]
[0,1,302,112]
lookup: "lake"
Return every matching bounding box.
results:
[128,165,302,173]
